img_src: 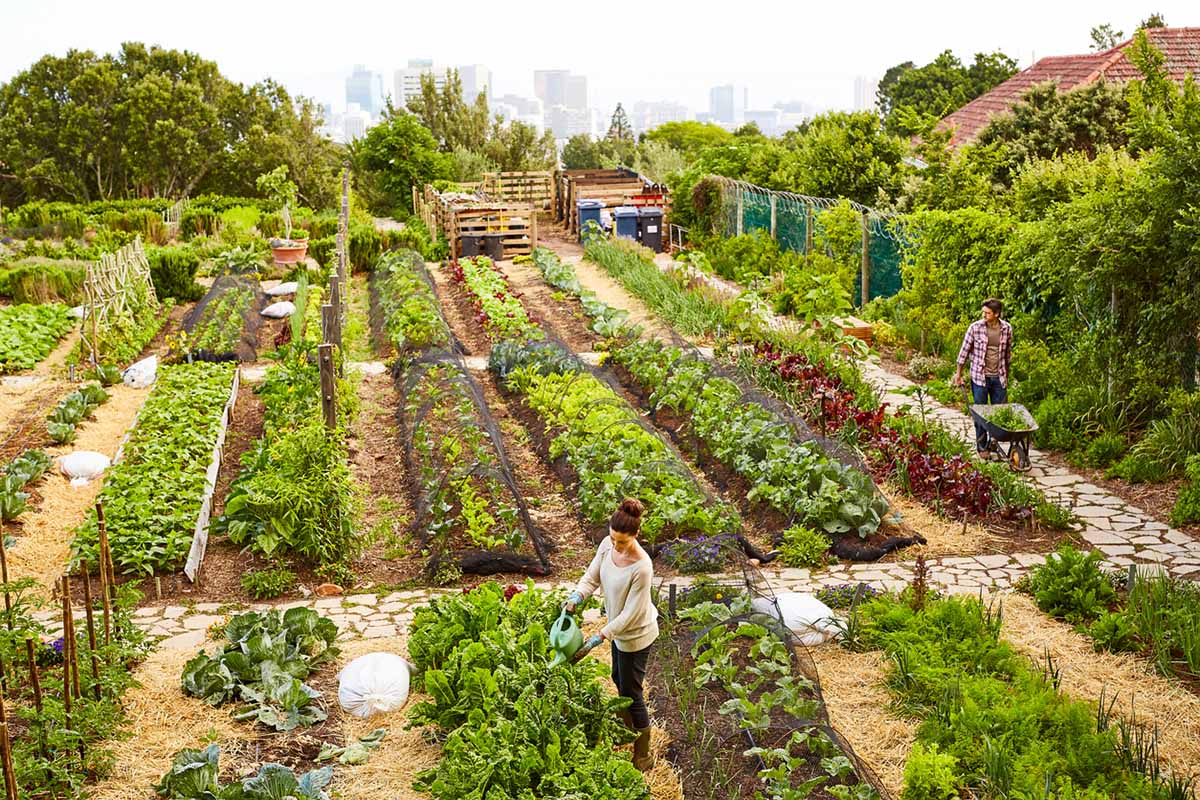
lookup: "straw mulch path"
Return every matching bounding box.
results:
[879,487,995,561]
[809,643,916,798]
[7,383,149,596]
[1001,592,1200,780]
[88,646,244,800]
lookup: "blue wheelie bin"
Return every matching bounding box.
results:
[613,206,640,241]
[576,199,603,241]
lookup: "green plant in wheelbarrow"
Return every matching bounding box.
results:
[987,406,1034,432]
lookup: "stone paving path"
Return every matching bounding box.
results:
[858,360,1200,579]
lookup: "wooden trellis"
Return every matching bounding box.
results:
[81,238,159,365]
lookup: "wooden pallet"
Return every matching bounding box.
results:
[481,171,553,209]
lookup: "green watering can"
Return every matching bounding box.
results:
[548,608,584,667]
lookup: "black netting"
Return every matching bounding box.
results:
[180,274,262,362]
[379,250,550,578]
[656,547,893,798]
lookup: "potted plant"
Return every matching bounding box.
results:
[257,166,308,264]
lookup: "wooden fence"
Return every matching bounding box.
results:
[80,238,159,365]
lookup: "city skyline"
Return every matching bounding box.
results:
[3,0,1189,136]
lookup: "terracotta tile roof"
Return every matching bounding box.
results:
[938,27,1200,146]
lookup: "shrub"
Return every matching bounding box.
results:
[1107,451,1170,484]
[1125,389,1200,479]
[0,259,87,304]
[180,206,221,239]
[240,567,298,600]
[905,354,946,382]
[778,525,831,568]
[1170,454,1200,527]
[1081,431,1126,469]
[147,245,203,301]
[349,223,381,271]
[1026,545,1116,623]
[1033,395,1084,453]
[308,235,335,270]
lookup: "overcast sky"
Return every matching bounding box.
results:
[2,0,1192,116]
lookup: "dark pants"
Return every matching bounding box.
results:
[611,641,651,729]
[972,377,1008,451]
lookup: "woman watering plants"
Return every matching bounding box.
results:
[564,497,658,771]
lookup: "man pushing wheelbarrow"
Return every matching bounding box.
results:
[952,298,1012,460]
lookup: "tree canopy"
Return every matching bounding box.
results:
[641,121,733,153]
[0,43,340,207]
[877,50,1019,136]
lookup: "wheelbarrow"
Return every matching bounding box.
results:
[968,401,1039,472]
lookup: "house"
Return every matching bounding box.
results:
[938,27,1200,146]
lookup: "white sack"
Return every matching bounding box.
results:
[337,652,410,718]
[123,355,157,389]
[261,301,296,319]
[266,281,298,296]
[751,593,839,646]
[59,451,112,487]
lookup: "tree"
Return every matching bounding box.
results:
[606,104,633,142]
[975,80,1130,185]
[562,135,606,169]
[0,43,338,206]
[876,61,915,118]
[641,121,733,153]
[1140,13,1166,28]
[773,111,907,205]
[350,111,452,214]
[1090,23,1125,51]
[483,120,557,172]
[878,50,1018,136]
[404,69,490,153]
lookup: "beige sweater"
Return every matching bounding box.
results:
[574,537,659,652]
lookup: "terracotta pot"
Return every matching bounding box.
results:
[270,241,308,264]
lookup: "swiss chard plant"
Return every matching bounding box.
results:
[447,256,543,341]
[0,302,74,373]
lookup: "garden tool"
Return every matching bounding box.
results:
[548,608,584,667]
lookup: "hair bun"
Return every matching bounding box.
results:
[619,498,643,518]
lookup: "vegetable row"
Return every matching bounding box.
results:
[448,256,543,341]
[0,302,73,372]
[611,339,889,539]
[73,361,236,575]
[373,249,448,354]
[490,340,738,544]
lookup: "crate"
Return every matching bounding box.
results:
[481,171,554,210]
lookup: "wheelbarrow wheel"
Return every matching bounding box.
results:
[1009,438,1032,472]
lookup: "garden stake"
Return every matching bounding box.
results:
[23,639,49,760]
[96,503,113,648]
[0,721,16,800]
[62,575,81,700]
[0,531,9,694]
[81,561,101,700]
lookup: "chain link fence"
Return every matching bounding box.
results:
[709,177,907,305]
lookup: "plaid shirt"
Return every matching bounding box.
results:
[957,319,1013,387]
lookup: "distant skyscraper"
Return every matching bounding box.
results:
[632,101,691,134]
[459,64,492,103]
[346,65,381,117]
[535,70,587,111]
[709,84,748,126]
[394,59,448,111]
[854,76,880,111]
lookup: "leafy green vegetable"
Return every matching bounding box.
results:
[181,608,339,733]
[73,361,237,575]
[0,303,73,373]
[373,249,449,354]
[154,743,332,800]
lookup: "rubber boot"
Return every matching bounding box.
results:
[633,726,654,771]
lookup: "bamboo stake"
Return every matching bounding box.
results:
[0,529,9,695]
[96,504,113,649]
[0,721,16,800]
[62,576,80,700]
[81,562,101,700]
[23,639,48,760]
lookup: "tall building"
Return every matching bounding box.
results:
[565,75,588,110]
[346,65,381,117]
[394,59,447,111]
[342,103,372,142]
[745,108,782,137]
[459,64,492,104]
[854,75,879,111]
[535,70,587,111]
[709,84,748,127]
[491,94,545,134]
[632,101,691,134]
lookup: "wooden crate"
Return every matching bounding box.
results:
[555,168,671,233]
[447,203,538,260]
[482,171,553,209]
